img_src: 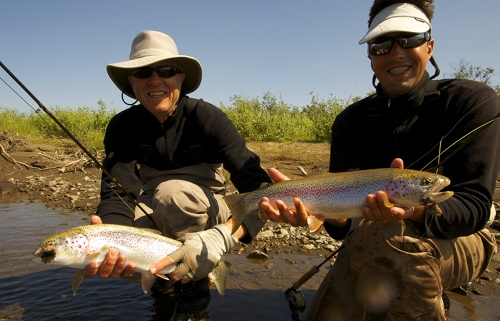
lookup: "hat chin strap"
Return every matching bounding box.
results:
[371,56,441,88]
[121,91,138,106]
[429,56,440,80]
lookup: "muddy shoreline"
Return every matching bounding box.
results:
[1,132,500,300]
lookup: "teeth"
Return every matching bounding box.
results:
[149,91,165,97]
[389,67,409,75]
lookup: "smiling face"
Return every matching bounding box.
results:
[128,63,186,123]
[369,33,434,98]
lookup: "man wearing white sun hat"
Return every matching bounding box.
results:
[84,30,273,319]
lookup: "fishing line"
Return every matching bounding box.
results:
[0,60,156,226]
[0,74,40,112]
[0,73,77,150]
[405,105,500,172]
[420,115,500,172]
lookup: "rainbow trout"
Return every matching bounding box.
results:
[33,224,230,297]
[225,168,454,233]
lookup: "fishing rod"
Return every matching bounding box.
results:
[0,60,155,224]
[284,244,344,321]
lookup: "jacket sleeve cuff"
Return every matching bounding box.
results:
[239,209,266,244]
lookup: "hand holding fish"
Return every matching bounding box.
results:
[82,215,137,279]
[258,168,309,227]
[362,159,426,224]
[258,168,350,228]
[249,158,453,233]
[150,223,239,283]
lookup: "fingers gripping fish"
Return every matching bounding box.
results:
[33,224,230,297]
[225,168,453,234]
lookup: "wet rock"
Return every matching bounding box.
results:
[247,250,269,264]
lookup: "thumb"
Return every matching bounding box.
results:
[267,167,290,182]
[150,254,177,274]
[390,158,404,169]
[90,215,102,225]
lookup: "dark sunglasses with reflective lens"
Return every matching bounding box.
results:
[368,32,431,56]
[131,66,183,79]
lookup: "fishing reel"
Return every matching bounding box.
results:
[285,287,306,321]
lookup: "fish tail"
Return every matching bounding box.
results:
[209,260,231,298]
[224,193,252,234]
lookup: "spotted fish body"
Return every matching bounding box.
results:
[225,168,453,233]
[33,224,229,297]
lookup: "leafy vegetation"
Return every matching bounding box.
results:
[220,92,347,143]
[1,60,498,149]
[447,58,500,102]
[0,100,115,149]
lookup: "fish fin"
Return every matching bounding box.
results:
[224,193,249,234]
[155,273,169,280]
[141,273,157,294]
[72,269,84,295]
[307,215,325,234]
[86,244,111,260]
[380,193,394,208]
[209,260,231,299]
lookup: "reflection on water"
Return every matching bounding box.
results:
[0,201,322,321]
[0,201,497,320]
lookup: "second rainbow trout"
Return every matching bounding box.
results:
[225,168,454,233]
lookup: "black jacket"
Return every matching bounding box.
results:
[96,96,272,241]
[325,72,500,240]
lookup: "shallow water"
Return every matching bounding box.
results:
[0,202,498,320]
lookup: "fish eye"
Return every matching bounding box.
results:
[421,177,433,185]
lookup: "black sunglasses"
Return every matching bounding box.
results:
[368,32,431,56]
[131,66,183,79]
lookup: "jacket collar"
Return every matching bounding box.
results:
[375,71,431,109]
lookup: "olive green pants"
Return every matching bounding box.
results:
[133,163,230,239]
[304,220,496,321]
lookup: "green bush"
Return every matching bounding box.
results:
[0,108,32,135]
[1,100,115,149]
[221,92,345,143]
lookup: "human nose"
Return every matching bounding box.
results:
[389,42,405,59]
[146,70,163,82]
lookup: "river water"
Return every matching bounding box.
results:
[0,201,498,321]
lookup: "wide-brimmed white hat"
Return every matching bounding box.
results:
[359,3,431,44]
[107,30,202,98]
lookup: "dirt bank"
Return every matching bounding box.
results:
[1,131,499,299]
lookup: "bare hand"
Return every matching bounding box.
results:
[362,158,419,222]
[258,168,308,227]
[82,215,136,279]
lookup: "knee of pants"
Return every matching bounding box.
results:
[153,179,210,211]
[346,221,447,318]
[151,179,228,238]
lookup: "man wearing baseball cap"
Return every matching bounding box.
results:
[260,1,500,320]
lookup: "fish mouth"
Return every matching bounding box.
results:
[425,178,454,203]
[33,248,56,264]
